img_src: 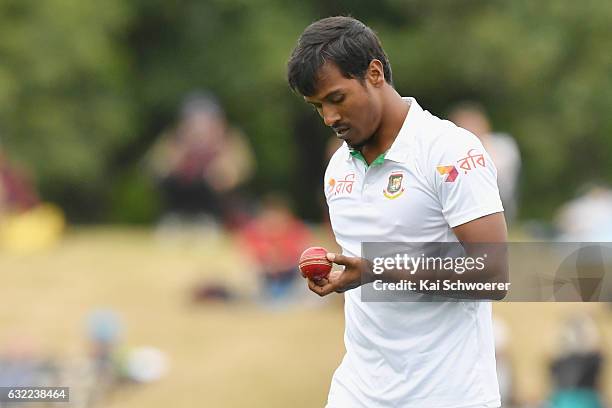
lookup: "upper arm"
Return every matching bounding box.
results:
[453,212,509,298]
[452,212,507,243]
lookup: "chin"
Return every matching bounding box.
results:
[347,136,368,150]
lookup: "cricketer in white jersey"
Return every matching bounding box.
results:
[287,16,508,408]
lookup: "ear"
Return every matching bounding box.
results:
[366,59,385,87]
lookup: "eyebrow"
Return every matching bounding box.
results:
[305,89,344,105]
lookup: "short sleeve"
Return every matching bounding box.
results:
[430,128,504,228]
[323,142,349,203]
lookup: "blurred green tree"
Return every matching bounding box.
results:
[0,0,134,220]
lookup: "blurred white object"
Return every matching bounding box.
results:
[557,313,601,355]
[486,133,521,220]
[493,318,515,407]
[126,347,168,383]
[493,317,509,352]
[556,185,612,241]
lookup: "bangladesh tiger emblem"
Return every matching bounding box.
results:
[383,172,405,199]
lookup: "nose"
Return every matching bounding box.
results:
[321,104,341,127]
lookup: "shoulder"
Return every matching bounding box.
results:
[414,111,485,166]
[324,142,350,177]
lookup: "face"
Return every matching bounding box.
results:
[449,110,490,139]
[304,62,384,149]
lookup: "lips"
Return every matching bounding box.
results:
[333,126,350,139]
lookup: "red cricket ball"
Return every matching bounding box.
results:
[298,246,332,280]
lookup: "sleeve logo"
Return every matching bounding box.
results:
[437,148,487,182]
[436,165,458,182]
[457,149,486,173]
[327,173,356,197]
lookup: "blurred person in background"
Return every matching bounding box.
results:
[148,92,255,235]
[59,310,167,407]
[238,194,313,303]
[86,309,123,386]
[547,313,605,408]
[61,309,124,408]
[0,140,39,216]
[449,102,522,224]
[555,183,612,241]
[0,138,64,252]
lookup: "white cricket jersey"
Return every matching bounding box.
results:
[324,98,504,408]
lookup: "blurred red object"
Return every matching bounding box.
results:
[239,195,312,277]
[0,152,39,212]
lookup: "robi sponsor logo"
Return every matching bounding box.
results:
[437,148,487,182]
[437,165,458,182]
[457,149,486,173]
[327,173,356,197]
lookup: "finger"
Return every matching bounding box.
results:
[328,269,361,293]
[313,276,329,286]
[308,278,337,297]
[327,270,343,283]
[326,253,354,267]
[321,270,351,294]
[329,270,348,293]
[308,279,326,296]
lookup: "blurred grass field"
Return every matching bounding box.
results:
[1,228,611,407]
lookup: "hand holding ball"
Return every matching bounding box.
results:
[298,247,332,280]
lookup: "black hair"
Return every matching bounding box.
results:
[287,16,392,96]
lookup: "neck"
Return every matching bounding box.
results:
[361,88,410,164]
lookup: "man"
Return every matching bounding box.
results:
[287,16,507,407]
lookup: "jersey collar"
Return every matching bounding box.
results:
[349,149,386,167]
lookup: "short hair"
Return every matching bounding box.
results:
[448,101,487,119]
[287,16,392,96]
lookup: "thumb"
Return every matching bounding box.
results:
[327,252,351,266]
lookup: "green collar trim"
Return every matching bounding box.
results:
[350,150,387,167]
